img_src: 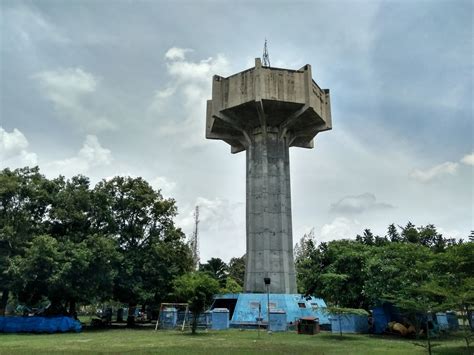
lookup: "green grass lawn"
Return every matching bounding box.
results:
[0,328,469,354]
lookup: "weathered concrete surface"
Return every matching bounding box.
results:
[206,58,331,293]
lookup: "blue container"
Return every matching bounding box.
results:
[269,311,287,332]
[436,313,449,330]
[330,314,368,334]
[160,307,178,329]
[0,316,81,333]
[437,312,459,331]
[372,307,389,334]
[212,308,229,330]
[446,312,459,330]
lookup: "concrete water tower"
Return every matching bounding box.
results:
[206,57,332,294]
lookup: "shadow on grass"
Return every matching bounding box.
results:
[433,346,470,355]
[323,334,363,341]
[180,332,214,337]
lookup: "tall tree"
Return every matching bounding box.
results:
[93,176,192,325]
[386,223,401,243]
[0,167,55,315]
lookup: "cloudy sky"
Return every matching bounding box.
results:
[1,0,472,262]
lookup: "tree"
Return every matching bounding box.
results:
[8,233,120,317]
[0,167,55,315]
[199,258,229,288]
[431,242,474,350]
[93,176,192,326]
[228,255,245,287]
[386,223,401,243]
[220,277,242,294]
[363,242,434,307]
[48,175,93,243]
[173,272,219,334]
[296,240,369,308]
[400,222,419,243]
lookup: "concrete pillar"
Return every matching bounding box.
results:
[244,127,296,293]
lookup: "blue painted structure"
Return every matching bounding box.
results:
[159,307,178,329]
[211,293,328,327]
[0,316,81,333]
[436,312,458,331]
[269,311,287,332]
[211,308,229,330]
[372,303,403,334]
[330,314,369,334]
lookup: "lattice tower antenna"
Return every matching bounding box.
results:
[191,205,200,269]
[262,39,270,67]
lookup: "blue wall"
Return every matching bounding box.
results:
[330,314,368,334]
[217,293,328,327]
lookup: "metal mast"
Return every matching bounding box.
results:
[262,39,270,67]
[191,205,200,269]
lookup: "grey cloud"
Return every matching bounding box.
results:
[1,0,471,262]
[330,193,394,214]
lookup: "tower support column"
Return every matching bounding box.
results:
[244,127,297,293]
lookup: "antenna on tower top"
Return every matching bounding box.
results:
[262,39,270,67]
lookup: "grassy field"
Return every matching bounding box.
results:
[0,328,469,354]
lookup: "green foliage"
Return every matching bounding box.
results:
[0,167,193,320]
[173,272,219,333]
[228,255,245,287]
[296,223,472,317]
[297,240,369,308]
[220,277,242,294]
[199,257,228,287]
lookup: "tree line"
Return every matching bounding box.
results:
[0,167,248,327]
[0,167,193,325]
[295,225,474,327]
[2,166,472,331]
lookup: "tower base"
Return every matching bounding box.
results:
[211,293,329,328]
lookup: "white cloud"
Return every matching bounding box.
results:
[3,4,69,51]
[150,176,177,197]
[0,127,38,168]
[45,135,112,177]
[437,226,463,240]
[410,161,459,183]
[33,68,116,132]
[176,196,245,262]
[330,192,394,214]
[155,87,176,99]
[460,152,474,166]
[149,48,231,147]
[166,54,229,83]
[319,217,361,242]
[164,47,192,61]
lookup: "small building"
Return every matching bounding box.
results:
[211,293,328,328]
[330,314,369,334]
